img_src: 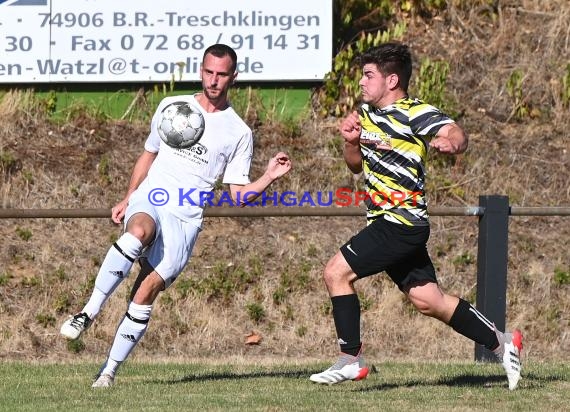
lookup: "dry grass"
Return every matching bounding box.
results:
[0,1,568,363]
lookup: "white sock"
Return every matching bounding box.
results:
[99,358,121,378]
[107,302,152,365]
[493,330,510,358]
[81,287,107,320]
[82,233,142,319]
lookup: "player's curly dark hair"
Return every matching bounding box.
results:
[203,43,238,73]
[358,42,413,92]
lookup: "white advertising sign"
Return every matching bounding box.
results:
[0,0,332,83]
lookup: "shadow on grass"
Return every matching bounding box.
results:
[356,371,564,391]
[155,367,320,384]
[154,366,565,391]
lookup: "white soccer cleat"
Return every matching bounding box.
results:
[498,329,523,390]
[310,352,369,385]
[92,374,114,388]
[60,312,92,340]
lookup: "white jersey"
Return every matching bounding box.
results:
[138,94,253,227]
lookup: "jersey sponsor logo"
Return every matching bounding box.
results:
[171,142,209,166]
[360,129,392,150]
[185,143,208,156]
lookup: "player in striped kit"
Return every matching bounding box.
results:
[309,42,522,390]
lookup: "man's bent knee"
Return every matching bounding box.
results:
[323,257,346,284]
[323,252,358,295]
[126,213,156,245]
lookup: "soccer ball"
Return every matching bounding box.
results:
[157,101,205,149]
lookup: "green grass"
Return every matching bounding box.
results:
[32,86,312,122]
[0,361,567,411]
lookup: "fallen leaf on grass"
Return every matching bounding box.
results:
[245,331,262,345]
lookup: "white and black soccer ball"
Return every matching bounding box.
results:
[157,101,205,149]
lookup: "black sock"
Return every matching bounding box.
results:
[448,298,499,350]
[331,294,361,356]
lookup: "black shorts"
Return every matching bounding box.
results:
[340,217,437,291]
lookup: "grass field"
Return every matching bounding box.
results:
[0,360,568,411]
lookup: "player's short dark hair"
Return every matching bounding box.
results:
[203,44,238,73]
[359,42,413,92]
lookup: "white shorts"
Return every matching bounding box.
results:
[125,188,200,288]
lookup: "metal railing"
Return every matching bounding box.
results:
[1,205,568,219]
[0,205,478,218]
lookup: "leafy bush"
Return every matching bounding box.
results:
[314,24,407,117]
[413,58,458,117]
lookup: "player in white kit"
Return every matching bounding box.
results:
[60,44,292,387]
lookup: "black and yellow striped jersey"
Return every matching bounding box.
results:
[358,97,454,226]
